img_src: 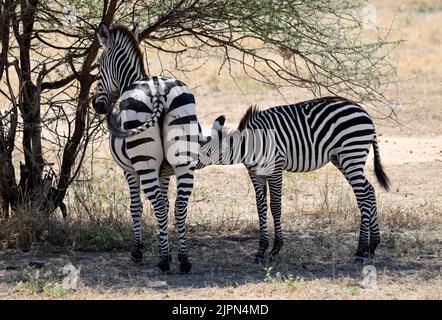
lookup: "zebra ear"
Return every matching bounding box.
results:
[212,115,226,132]
[211,115,225,142]
[132,23,140,42]
[97,22,112,50]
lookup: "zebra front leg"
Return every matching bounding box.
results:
[268,170,284,261]
[249,173,269,264]
[141,172,171,272]
[124,171,144,263]
[174,167,195,274]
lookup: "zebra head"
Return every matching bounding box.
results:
[199,116,245,166]
[199,106,267,167]
[199,115,225,165]
[92,23,144,115]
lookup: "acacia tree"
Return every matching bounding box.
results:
[0,0,397,221]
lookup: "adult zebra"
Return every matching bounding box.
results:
[199,96,390,263]
[92,23,223,273]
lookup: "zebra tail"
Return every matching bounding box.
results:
[106,97,163,138]
[372,135,390,191]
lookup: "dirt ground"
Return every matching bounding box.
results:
[0,0,441,299]
[0,134,441,299]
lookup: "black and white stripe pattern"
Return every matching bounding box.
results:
[92,23,222,273]
[201,96,390,263]
[108,76,205,273]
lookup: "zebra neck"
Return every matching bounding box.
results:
[119,68,145,94]
[117,50,146,94]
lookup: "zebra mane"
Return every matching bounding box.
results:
[110,24,143,63]
[238,105,259,131]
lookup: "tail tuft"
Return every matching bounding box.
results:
[106,96,163,138]
[373,136,390,191]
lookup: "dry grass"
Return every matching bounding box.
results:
[1,0,442,299]
[1,154,440,299]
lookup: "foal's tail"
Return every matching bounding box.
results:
[372,134,390,191]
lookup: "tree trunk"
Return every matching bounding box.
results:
[54,0,118,209]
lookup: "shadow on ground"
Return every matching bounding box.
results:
[0,226,440,294]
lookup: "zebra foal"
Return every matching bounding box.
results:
[200,96,390,263]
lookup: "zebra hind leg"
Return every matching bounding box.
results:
[350,173,373,263]
[174,166,195,274]
[124,171,144,264]
[334,158,372,263]
[337,166,380,259]
[159,175,172,263]
[141,172,171,272]
[249,172,269,264]
[366,182,380,258]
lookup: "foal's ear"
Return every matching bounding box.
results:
[213,115,226,131]
[97,22,112,50]
[132,23,140,42]
[211,115,226,141]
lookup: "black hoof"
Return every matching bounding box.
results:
[157,259,171,273]
[178,254,192,274]
[131,249,143,263]
[180,260,192,274]
[354,256,365,264]
[269,254,279,263]
[137,242,145,250]
[254,255,264,264]
[269,245,282,262]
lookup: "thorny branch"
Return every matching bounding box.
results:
[0,0,398,219]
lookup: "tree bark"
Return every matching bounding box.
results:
[53,0,118,209]
[0,0,13,81]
